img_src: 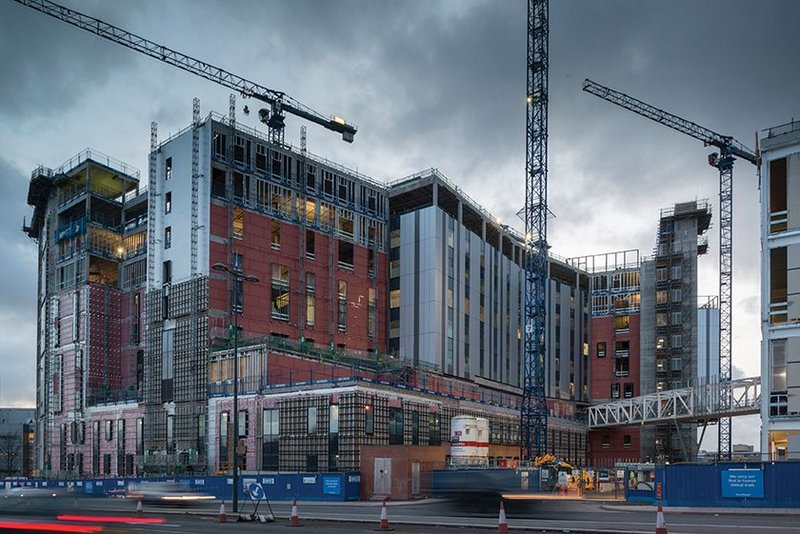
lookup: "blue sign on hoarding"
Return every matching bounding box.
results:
[721,469,764,498]
[322,476,341,495]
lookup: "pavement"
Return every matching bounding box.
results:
[601,502,800,516]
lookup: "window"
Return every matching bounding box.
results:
[368,288,377,339]
[596,342,606,358]
[338,240,354,268]
[656,336,667,350]
[166,414,174,453]
[305,230,315,258]
[307,407,318,434]
[136,418,144,455]
[671,334,682,348]
[305,272,316,327]
[365,404,374,435]
[671,311,682,325]
[220,411,230,467]
[428,415,441,446]
[165,157,172,180]
[671,265,682,279]
[615,357,629,377]
[388,407,404,445]
[233,207,244,239]
[162,260,172,284]
[671,357,682,371]
[213,133,226,160]
[103,453,112,475]
[238,410,248,437]
[105,420,113,441]
[656,267,668,282]
[271,220,281,249]
[329,404,339,471]
[271,264,290,320]
[624,383,634,398]
[164,191,172,214]
[337,281,347,332]
[656,290,668,304]
[623,435,632,448]
[671,288,682,302]
[164,226,172,249]
[656,312,668,327]
[602,435,610,448]
[411,411,420,445]
[390,289,400,309]
[614,315,630,331]
[771,339,787,392]
[256,144,267,172]
[611,383,620,399]
[262,408,279,470]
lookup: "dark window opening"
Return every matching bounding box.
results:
[338,240,354,268]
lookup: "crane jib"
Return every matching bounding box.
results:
[13,0,357,143]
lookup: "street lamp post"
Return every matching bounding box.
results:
[213,261,258,514]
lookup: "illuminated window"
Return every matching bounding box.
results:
[271,264,290,320]
[305,272,316,327]
[232,207,244,239]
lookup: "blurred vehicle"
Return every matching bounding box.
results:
[125,482,214,506]
[0,486,71,516]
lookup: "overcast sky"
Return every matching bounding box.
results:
[1,0,797,448]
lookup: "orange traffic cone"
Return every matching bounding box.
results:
[378,500,392,531]
[289,499,301,527]
[136,499,143,518]
[218,499,227,523]
[497,501,508,534]
[655,502,668,534]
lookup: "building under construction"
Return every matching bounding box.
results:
[23,109,588,487]
[640,200,711,462]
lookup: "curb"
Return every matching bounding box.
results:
[600,503,800,516]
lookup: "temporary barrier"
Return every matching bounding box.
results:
[3,472,360,502]
[623,461,800,508]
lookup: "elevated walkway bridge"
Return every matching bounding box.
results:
[588,377,760,428]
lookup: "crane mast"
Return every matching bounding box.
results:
[583,79,757,460]
[13,0,357,145]
[521,0,549,460]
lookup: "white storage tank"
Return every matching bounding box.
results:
[450,415,489,466]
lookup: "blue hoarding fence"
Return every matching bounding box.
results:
[1,472,360,502]
[622,461,800,508]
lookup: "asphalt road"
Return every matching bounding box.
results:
[1,495,799,533]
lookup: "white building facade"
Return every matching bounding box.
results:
[760,120,800,460]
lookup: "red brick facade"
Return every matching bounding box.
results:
[208,202,386,352]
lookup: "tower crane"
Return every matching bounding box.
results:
[521,0,550,460]
[582,78,758,459]
[12,0,357,145]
